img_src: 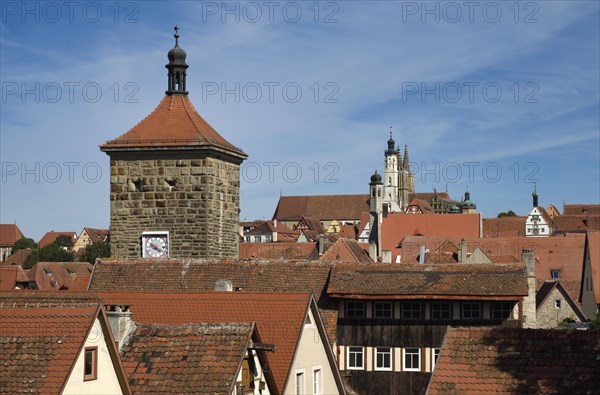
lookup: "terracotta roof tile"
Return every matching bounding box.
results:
[83,227,110,243]
[563,204,600,215]
[427,327,600,394]
[273,194,369,222]
[0,224,25,247]
[100,95,246,159]
[0,304,99,394]
[0,266,28,291]
[239,242,318,260]
[587,230,600,304]
[38,231,77,248]
[328,263,528,298]
[2,248,33,266]
[554,214,600,232]
[319,238,372,263]
[28,262,93,291]
[482,217,527,237]
[99,291,312,392]
[121,322,253,394]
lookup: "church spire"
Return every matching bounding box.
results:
[165,26,189,96]
[402,145,410,170]
[532,184,539,207]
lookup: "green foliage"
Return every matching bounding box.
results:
[54,234,74,248]
[80,242,110,263]
[11,237,38,255]
[23,239,74,269]
[497,210,517,218]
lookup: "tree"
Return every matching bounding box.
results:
[10,237,38,255]
[23,239,74,269]
[54,234,74,249]
[497,210,517,218]
[80,241,110,263]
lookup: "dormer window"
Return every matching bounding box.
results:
[44,268,52,276]
[551,270,560,279]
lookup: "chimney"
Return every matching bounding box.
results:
[382,250,392,264]
[521,249,537,329]
[105,305,136,352]
[458,239,467,263]
[418,245,426,263]
[318,236,325,256]
[215,279,233,291]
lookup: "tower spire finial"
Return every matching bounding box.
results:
[166,25,189,95]
[389,126,393,139]
[174,25,180,45]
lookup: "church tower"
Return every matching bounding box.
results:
[383,129,401,213]
[100,27,248,259]
[398,144,415,210]
[368,170,383,261]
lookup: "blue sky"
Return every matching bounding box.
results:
[1,1,599,241]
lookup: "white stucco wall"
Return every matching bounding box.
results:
[62,318,124,395]
[283,310,339,395]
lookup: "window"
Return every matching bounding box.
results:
[346,301,365,318]
[431,348,441,370]
[265,234,272,242]
[84,347,98,381]
[551,269,560,279]
[374,302,392,318]
[491,302,512,320]
[431,302,452,320]
[244,236,250,242]
[403,348,420,371]
[555,299,561,309]
[347,347,364,370]
[462,302,481,319]
[253,236,261,242]
[402,302,421,320]
[312,368,321,395]
[375,347,392,371]
[295,371,304,395]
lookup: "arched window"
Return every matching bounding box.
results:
[378,188,381,197]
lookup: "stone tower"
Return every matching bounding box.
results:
[398,144,414,210]
[100,27,247,259]
[383,129,401,213]
[368,170,383,262]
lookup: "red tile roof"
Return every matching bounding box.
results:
[382,213,480,261]
[319,238,373,263]
[587,230,600,304]
[272,194,369,221]
[327,263,528,299]
[98,291,313,392]
[482,216,527,237]
[100,95,246,159]
[2,248,33,266]
[28,262,93,291]
[554,214,600,232]
[0,304,99,394]
[239,242,318,260]
[563,204,600,215]
[406,198,434,213]
[83,227,110,243]
[336,223,358,239]
[427,327,600,394]
[38,231,77,248]
[121,322,255,394]
[535,281,586,321]
[0,266,28,291]
[0,224,24,247]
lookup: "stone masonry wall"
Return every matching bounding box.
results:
[109,155,240,259]
[537,287,582,329]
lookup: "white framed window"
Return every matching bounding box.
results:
[374,302,392,318]
[555,299,561,309]
[254,236,261,242]
[431,302,452,319]
[295,370,305,395]
[402,302,421,320]
[462,302,481,319]
[491,302,512,319]
[346,301,365,318]
[312,366,322,395]
[431,348,441,370]
[403,347,420,371]
[347,346,364,370]
[244,236,250,242]
[265,234,272,242]
[375,347,392,371]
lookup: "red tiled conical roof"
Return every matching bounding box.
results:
[100,95,246,159]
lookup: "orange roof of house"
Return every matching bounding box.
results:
[427,327,600,394]
[121,322,255,394]
[273,194,369,221]
[554,214,600,232]
[319,238,372,263]
[27,262,93,291]
[38,231,77,248]
[239,242,317,260]
[382,213,480,261]
[327,263,527,298]
[336,223,358,239]
[100,95,246,159]
[99,291,313,392]
[587,230,600,304]
[0,304,100,394]
[406,198,434,213]
[82,227,110,243]
[0,266,28,291]
[482,216,527,237]
[0,224,24,247]
[563,204,600,215]
[2,248,33,266]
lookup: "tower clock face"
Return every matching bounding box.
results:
[141,232,169,258]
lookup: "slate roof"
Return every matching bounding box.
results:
[100,95,246,159]
[121,322,254,395]
[0,224,24,248]
[38,231,77,248]
[239,242,318,260]
[327,263,528,299]
[272,194,369,221]
[319,238,372,263]
[99,291,313,392]
[0,304,100,394]
[28,262,93,291]
[427,327,600,394]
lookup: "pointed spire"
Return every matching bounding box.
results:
[532,183,539,207]
[402,145,410,170]
[386,127,397,154]
[166,25,189,96]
